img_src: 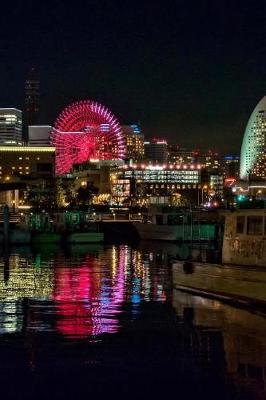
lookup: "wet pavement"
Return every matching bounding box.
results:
[0,242,265,400]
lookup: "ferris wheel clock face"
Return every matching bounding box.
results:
[51,100,125,175]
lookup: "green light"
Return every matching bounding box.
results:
[237,194,246,201]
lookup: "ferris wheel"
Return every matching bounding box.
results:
[51,100,125,175]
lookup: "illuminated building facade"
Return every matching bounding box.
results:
[223,155,240,180]
[121,124,144,160]
[0,146,55,182]
[168,146,222,172]
[0,108,22,145]
[72,160,123,194]
[111,164,202,205]
[194,150,221,171]
[0,146,55,208]
[209,173,224,196]
[144,139,168,163]
[240,96,266,180]
[168,145,195,164]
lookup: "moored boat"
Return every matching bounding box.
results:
[133,205,220,242]
[172,208,266,305]
[66,232,104,244]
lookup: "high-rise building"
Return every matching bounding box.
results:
[240,96,266,180]
[144,138,168,163]
[24,68,40,141]
[0,108,22,145]
[28,125,52,146]
[223,155,240,179]
[121,124,144,161]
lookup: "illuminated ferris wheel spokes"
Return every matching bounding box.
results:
[51,100,125,175]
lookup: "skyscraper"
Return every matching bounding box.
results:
[0,108,22,145]
[24,68,40,140]
[121,124,144,160]
[240,96,266,180]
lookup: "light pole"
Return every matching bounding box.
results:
[202,185,208,204]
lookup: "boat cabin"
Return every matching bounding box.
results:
[222,209,266,266]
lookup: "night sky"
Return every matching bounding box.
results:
[1,0,266,153]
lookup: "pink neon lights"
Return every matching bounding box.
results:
[51,100,125,175]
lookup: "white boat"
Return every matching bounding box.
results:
[133,205,217,242]
[172,208,266,305]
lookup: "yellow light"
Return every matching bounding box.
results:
[0,146,55,152]
[5,176,10,181]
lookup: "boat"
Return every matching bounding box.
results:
[66,232,104,244]
[133,204,220,242]
[172,208,266,305]
[53,211,104,243]
[222,208,266,267]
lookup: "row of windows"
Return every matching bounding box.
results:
[0,157,41,161]
[124,171,200,177]
[236,215,266,235]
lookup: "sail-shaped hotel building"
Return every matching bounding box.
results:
[240,96,266,181]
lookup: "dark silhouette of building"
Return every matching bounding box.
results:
[24,68,40,141]
[144,138,168,164]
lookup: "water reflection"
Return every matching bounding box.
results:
[0,244,265,399]
[173,289,266,399]
[0,244,169,338]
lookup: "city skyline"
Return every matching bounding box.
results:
[0,1,266,153]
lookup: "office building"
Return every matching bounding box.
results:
[168,145,195,164]
[111,164,202,206]
[0,108,22,145]
[0,146,55,208]
[223,155,240,180]
[72,160,123,194]
[121,124,144,160]
[28,125,52,146]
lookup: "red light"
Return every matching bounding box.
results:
[51,100,125,175]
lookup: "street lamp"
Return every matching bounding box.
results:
[201,185,208,204]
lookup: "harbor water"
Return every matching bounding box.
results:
[0,242,265,400]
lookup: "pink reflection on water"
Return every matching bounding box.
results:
[53,247,127,338]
